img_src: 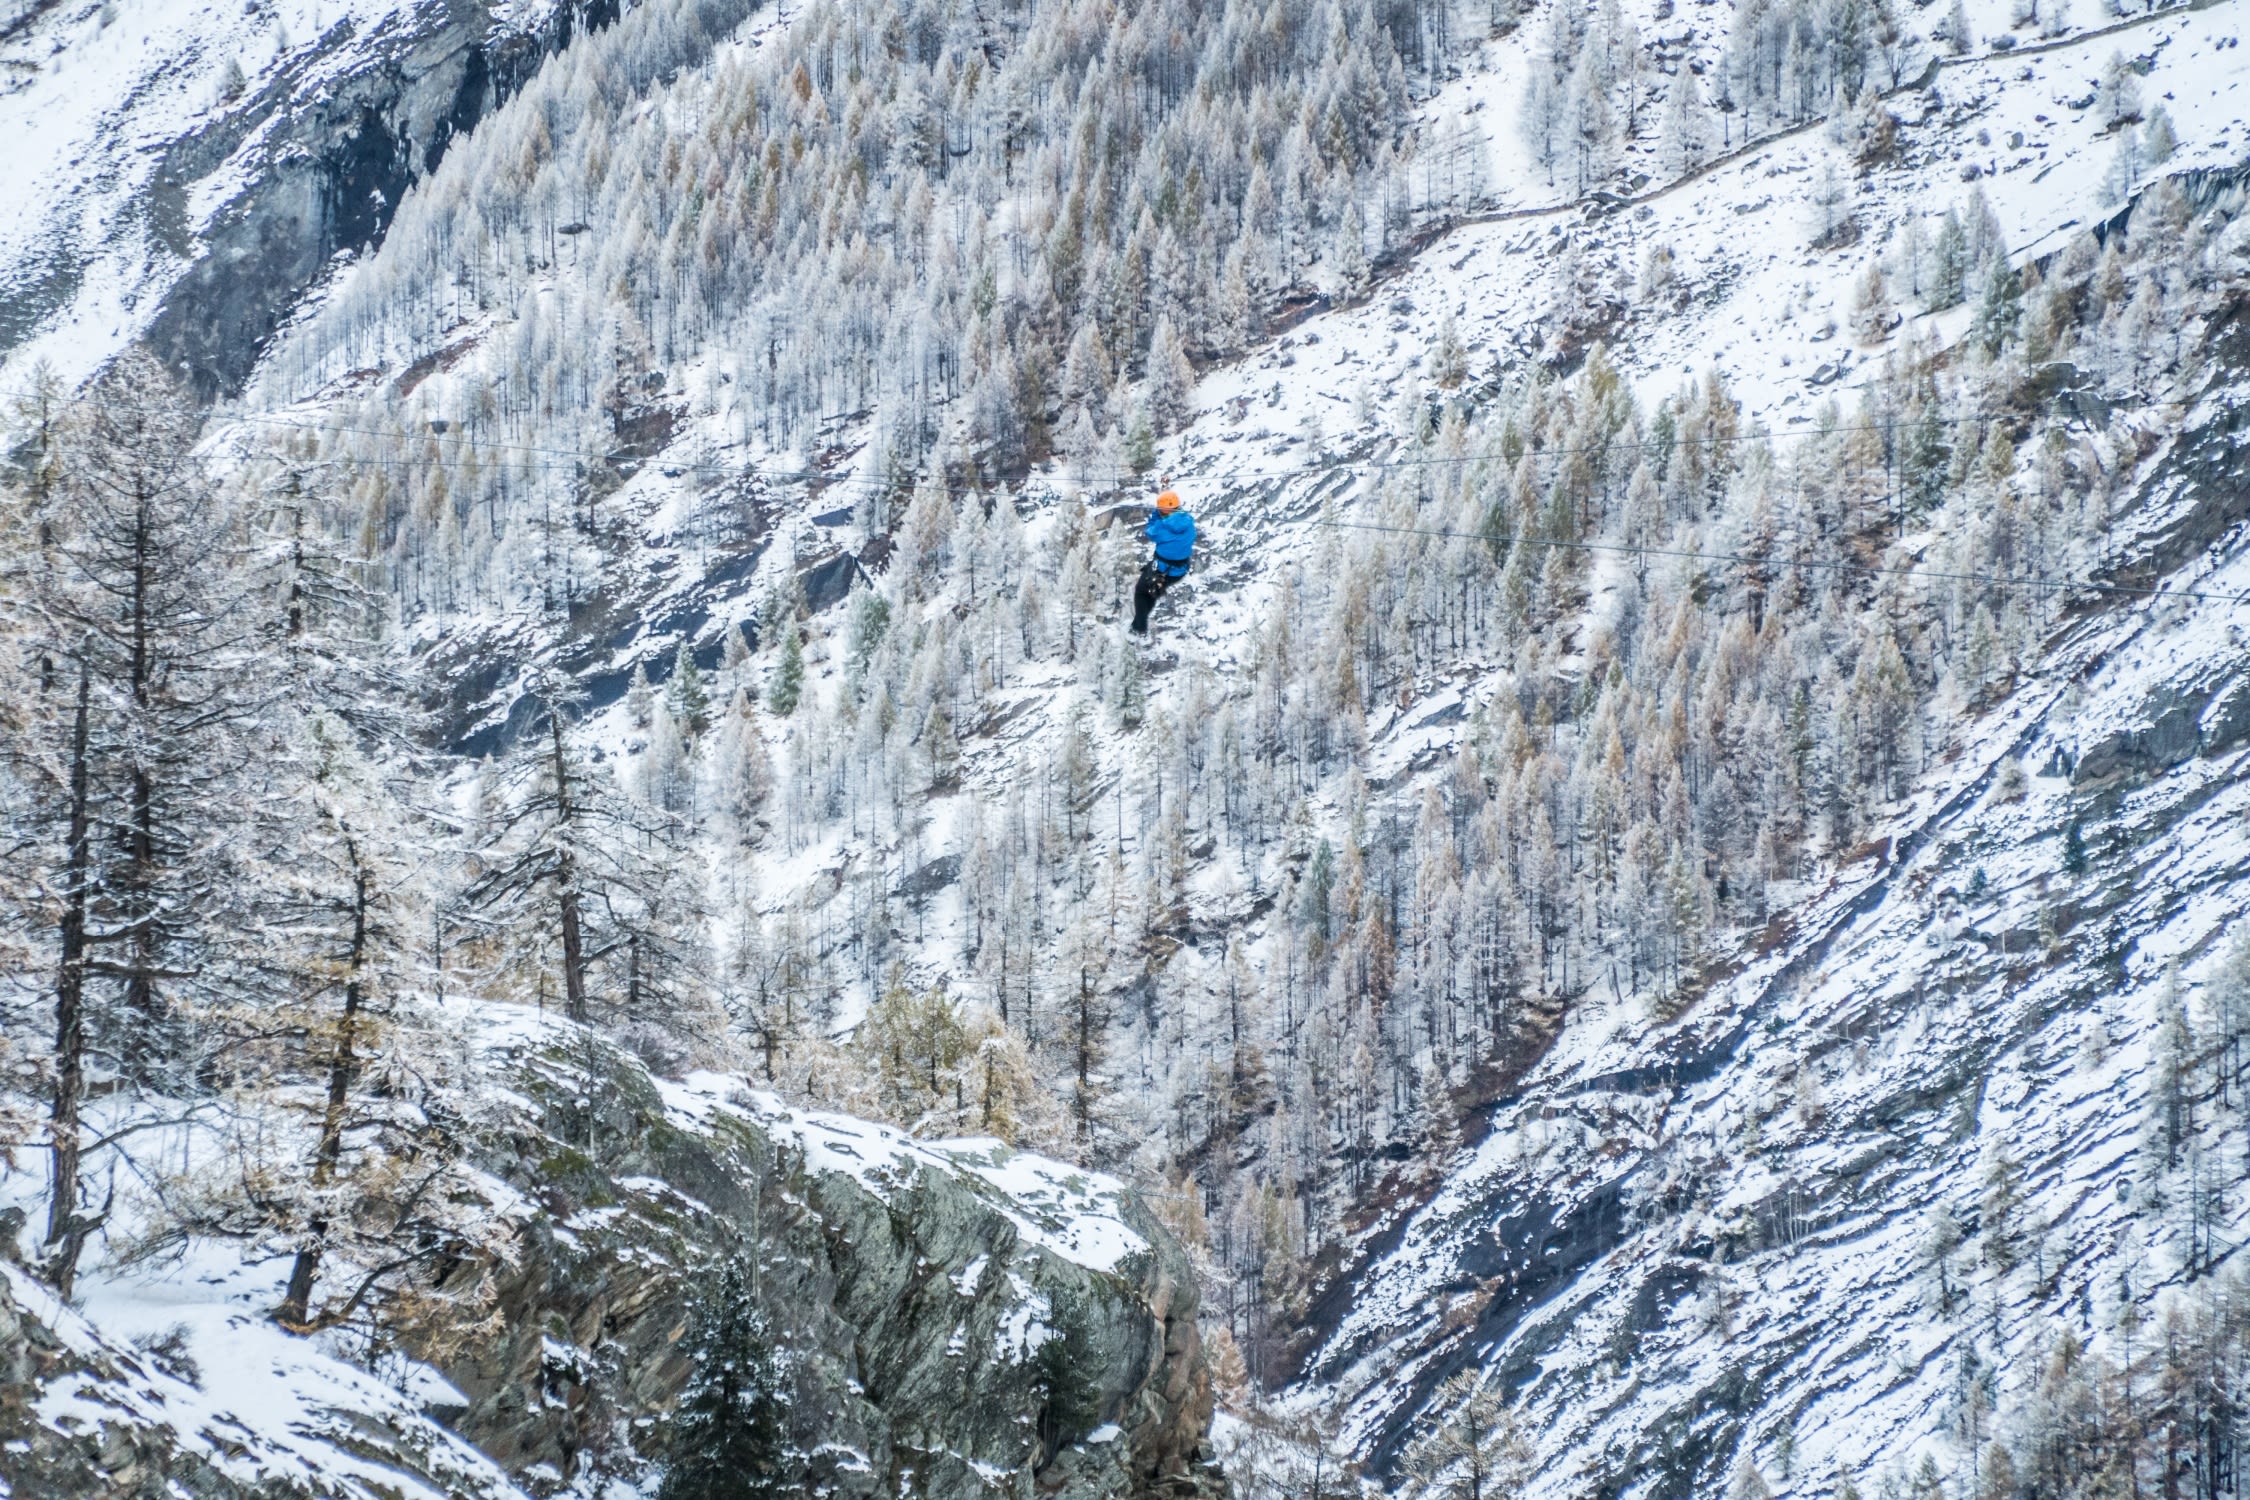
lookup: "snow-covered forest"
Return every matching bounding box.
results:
[5,0,2250,1492]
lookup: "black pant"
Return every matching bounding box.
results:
[1131,562,1185,633]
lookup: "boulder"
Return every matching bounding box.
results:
[416,1020,1222,1500]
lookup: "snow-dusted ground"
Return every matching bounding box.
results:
[1188,0,2250,473]
[7,0,2250,1489]
[2,1251,532,1500]
[1283,381,2250,1492]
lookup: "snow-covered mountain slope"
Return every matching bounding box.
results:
[0,0,632,396]
[10,0,2250,1492]
[1297,330,2250,1495]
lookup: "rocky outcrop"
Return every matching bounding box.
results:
[2070,669,2238,784]
[140,0,618,400]
[0,1021,1219,1500]
[1,0,742,399]
[411,1020,1222,1500]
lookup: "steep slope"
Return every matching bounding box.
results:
[1300,322,2250,1495]
[0,1010,1217,1498]
[183,0,2250,1442]
[0,0,667,397]
[8,0,2250,1493]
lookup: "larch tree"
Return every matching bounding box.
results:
[25,353,266,1295]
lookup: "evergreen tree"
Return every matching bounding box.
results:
[2142,105,2178,164]
[1971,261,2023,355]
[1944,0,1972,55]
[1660,65,1714,178]
[465,684,710,1043]
[660,1255,800,1500]
[769,628,804,716]
[628,660,656,731]
[667,639,711,739]
[19,354,265,1292]
[1929,210,1971,309]
[708,688,774,841]
[1146,317,1195,434]
[1031,1302,1103,1467]
[1122,406,1159,477]
[1406,1372,1531,1500]
[1429,314,1469,391]
[2095,51,2142,132]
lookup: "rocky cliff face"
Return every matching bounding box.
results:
[0,0,646,398]
[426,1018,1221,1499]
[0,1013,1220,1500]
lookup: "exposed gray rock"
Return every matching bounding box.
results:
[1,0,634,399]
[2072,661,2250,785]
[0,1028,1218,1500]
[2072,674,2230,784]
[2202,671,2250,757]
[409,1026,1221,1500]
[141,0,617,399]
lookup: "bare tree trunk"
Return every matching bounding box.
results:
[277,854,368,1330]
[550,711,589,1027]
[123,492,161,1044]
[44,660,94,1298]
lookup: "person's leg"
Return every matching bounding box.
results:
[1131,567,1160,633]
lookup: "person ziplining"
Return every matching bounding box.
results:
[1130,488,1196,636]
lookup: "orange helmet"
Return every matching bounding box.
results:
[1155,490,1183,514]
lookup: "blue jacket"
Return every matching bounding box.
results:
[1146,509,1196,575]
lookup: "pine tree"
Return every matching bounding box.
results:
[1031,1302,1103,1467]
[1944,0,1973,55]
[2063,816,2088,876]
[1659,65,1714,179]
[628,660,656,730]
[1929,210,1971,309]
[859,968,970,1130]
[2212,925,2250,1105]
[246,486,497,1334]
[1429,314,1469,391]
[1971,261,2023,355]
[708,688,774,841]
[1123,406,1158,477]
[2145,965,2193,1171]
[2143,105,2178,164]
[667,639,711,739]
[1566,43,1619,194]
[1980,1143,2023,1272]
[1146,317,1195,434]
[769,628,804,716]
[2095,51,2143,132]
[257,750,492,1333]
[660,1255,800,1500]
[466,685,708,1042]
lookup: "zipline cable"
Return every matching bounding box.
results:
[1,379,2129,487]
